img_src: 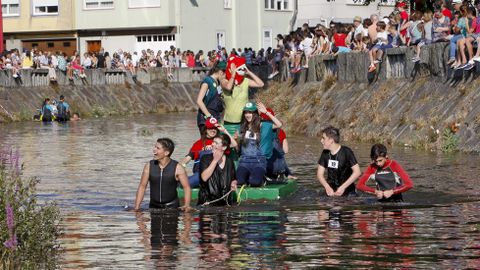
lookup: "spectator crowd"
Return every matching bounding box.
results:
[1,0,478,83]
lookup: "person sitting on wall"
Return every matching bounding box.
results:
[356,143,413,202]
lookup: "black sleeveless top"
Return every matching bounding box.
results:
[375,166,403,202]
[149,159,179,208]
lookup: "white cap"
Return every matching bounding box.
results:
[382,18,390,25]
[452,0,462,4]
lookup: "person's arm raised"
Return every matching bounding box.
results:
[221,63,237,91]
[246,66,264,88]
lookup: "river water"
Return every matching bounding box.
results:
[1,113,480,269]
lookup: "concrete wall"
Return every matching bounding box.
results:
[0,67,211,89]
[286,42,451,84]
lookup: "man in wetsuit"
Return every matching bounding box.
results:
[316,126,361,197]
[134,138,192,211]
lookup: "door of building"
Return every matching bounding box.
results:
[87,40,101,54]
[216,31,226,49]
[263,28,272,49]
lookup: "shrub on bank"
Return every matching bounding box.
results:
[0,147,61,269]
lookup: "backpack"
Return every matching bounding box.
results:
[56,102,68,121]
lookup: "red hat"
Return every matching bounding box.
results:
[396,2,406,8]
[260,108,275,121]
[226,55,247,85]
[205,117,218,129]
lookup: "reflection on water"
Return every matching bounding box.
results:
[1,113,480,268]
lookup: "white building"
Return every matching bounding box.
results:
[75,0,297,55]
[296,0,395,28]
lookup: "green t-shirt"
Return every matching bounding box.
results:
[223,78,249,123]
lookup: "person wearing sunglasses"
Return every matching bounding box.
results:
[356,143,413,202]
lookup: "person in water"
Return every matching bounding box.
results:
[180,117,236,188]
[356,143,413,202]
[134,138,192,211]
[198,133,238,206]
[317,126,361,197]
[196,61,227,134]
[236,101,282,187]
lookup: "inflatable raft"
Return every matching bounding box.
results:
[177,180,298,201]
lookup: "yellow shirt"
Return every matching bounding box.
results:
[223,78,249,123]
[22,57,33,68]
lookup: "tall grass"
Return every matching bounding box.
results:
[0,147,61,269]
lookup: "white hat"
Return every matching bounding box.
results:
[382,18,390,25]
[452,0,462,4]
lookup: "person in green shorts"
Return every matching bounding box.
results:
[221,55,264,136]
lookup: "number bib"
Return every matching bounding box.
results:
[328,159,339,169]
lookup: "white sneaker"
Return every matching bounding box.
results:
[12,73,18,78]
[473,56,480,62]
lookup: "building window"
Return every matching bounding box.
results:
[136,34,175,43]
[84,0,114,10]
[224,0,231,9]
[2,0,20,17]
[32,0,58,16]
[128,0,160,8]
[63,42,71,47]
[265,0,289,10]
[47,42,54,48]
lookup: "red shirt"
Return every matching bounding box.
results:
[442,8,452,20]
[400,11,409,37]
[333,33,347,47]
[187,54,195,68]
[187,139,213,160]
[278,129,287,144]
[356,159,413,194]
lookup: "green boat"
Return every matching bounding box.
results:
[177,180,298,201]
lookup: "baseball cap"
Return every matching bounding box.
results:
[243,102,257,112]
[216,61,227,71]
[205,117,218,129]
[452,0,462,3]
[396,2,406,8]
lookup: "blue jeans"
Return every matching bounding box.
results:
[188,173,200,188]
[237,156,267,187]
[450,34,464,59]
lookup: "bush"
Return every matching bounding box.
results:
[0,147,61,269]
[441,128,459,153]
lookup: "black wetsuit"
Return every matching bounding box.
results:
[149,159,179,208]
